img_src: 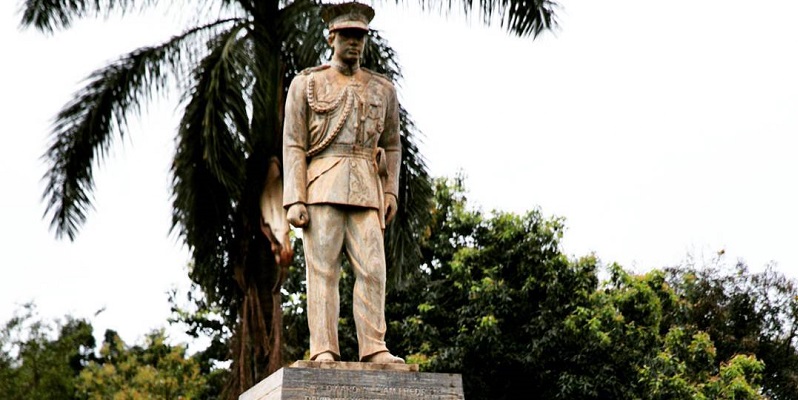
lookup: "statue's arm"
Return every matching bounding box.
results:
[379,85,401,204]
[283,75,309,209]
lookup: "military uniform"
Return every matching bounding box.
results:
[282,61,401,360]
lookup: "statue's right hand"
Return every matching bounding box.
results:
[287,203,309,228]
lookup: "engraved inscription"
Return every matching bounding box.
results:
[303,384,449,399]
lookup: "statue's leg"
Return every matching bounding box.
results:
[343,207,390,360]
[304,204,345,361]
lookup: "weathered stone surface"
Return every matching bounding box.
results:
[290,360,419,372]
[239,362,463,400]
[282,1,403,363]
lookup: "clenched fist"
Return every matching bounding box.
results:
[287,203,309,228]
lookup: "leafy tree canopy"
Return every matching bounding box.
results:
[76,329,212,399]
[0,305,218,400]
[6,177,798,399]
[665,261,798,399]
[0,304,94,400]
[283,177,791,399]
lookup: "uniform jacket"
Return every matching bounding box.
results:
[282,65,401,222]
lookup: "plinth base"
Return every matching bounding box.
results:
[239,361,464,400]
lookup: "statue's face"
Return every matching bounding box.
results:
[330,28,367,64]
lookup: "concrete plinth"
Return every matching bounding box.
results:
[239,361,464,400]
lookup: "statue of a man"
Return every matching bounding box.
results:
[282,1,403,364]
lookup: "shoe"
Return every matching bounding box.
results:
[313,352,336,362]
[363,351,404,364]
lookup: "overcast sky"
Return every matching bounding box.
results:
[2,0,797,346]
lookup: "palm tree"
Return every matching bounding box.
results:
[19,0,558,395]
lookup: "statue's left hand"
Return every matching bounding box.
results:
[384,193,398,225]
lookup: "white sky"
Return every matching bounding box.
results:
[1,0,797,346]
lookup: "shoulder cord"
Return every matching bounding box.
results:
[306,73,349,114]
[305,73,354,157]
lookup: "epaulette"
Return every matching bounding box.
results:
[299,65,331,75]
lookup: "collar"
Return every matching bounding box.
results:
[330,59,360,77]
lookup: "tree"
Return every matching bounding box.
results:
[639,328,765,400]
[0,305,218,399]
[0,304,95,400]
[76,330,211,399]
[282,177,767,399]
[20,0,559,394]
[665,261,798,399]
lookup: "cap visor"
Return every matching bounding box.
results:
[329,21,369,31]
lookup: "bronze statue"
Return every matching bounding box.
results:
[282,2,403,364]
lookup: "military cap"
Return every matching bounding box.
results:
[321,2,375,32]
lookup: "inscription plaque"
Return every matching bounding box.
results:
[239,362,464,400]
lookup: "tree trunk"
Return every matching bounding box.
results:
[225,3,291,396]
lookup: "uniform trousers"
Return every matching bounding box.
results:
[303,204,389,361]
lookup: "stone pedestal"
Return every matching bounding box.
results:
[239,361,464,400]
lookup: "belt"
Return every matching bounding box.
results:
[313,144,374,160]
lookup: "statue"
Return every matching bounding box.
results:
[282,2,403,364]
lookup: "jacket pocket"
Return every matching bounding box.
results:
[366,99,384,134]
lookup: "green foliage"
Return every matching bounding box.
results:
[167,284,231,398]
[76,330,208,399]
[666,262,798,399]
[699,355,765,400]
[11,176,796,400]
[0,303,94,400]
[638,328,713,399]
[167,284,231,366]
[0,306,217,400]
[365,178,774,399]
[638,328,765,400]
[272,176,798,399]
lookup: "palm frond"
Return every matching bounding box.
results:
[18,0,158,33]
[187,0,250,26]
[172,21,252,308]
[42,18,241,240]
[279,0,328,73]
[406,0,559,37]
[362,30,402,81]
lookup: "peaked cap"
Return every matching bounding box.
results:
[321,2,375,32]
